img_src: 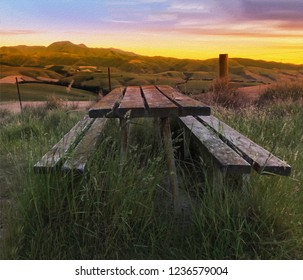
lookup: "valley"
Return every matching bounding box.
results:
[1,41,303,101]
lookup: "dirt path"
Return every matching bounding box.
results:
[236,84,271,102]
[192,84,271,106]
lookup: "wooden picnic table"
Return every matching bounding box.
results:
[89,85,211,212]
[89,85,210,118]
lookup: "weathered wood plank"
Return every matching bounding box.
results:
[62,118,108,174]
[179,116,251,174]
[118,86,147,118]
[34,115,93,173]
[89,87,125,118]
[157,85,211,116]
[198,115,291,176]
[141,85,178,117]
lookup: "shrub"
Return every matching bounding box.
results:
[208,78,241,108]
[45,95,67,110]
[0,108,13,126]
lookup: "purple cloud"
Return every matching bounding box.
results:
[241,0,303,21]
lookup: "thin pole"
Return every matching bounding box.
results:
[108,67,112,92]
[15,77,23,111]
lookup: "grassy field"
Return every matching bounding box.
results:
[0,83,303,259]
[0,65,62,80]
[0,83,96,101]
[1,63,274,97]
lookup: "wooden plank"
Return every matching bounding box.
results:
[141,85,178,117]
[88,87,125,118]
[62,118,108,174]
[157,85,211,116]
[179,116,251,174]
[198,115,291,176]
[117,86,147,118]
[34,115,93,173]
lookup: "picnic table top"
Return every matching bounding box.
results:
[89,85,211,118]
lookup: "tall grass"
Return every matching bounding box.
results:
[200,79,244,108]
[257,81,303,105]
[1,84,303,259]
[212,103,303,258]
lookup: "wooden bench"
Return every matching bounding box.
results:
[34,115,108,174]
[178,115,291,189]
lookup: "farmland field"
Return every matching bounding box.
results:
[0,83,95,101]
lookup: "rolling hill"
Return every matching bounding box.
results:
[1,41,303,95]
[1,41,303,74]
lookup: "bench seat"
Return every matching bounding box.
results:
[34,115,108,174]
[180,116,251,174]
[197,115,291,176]
[178,115,291,185]
[62,118,108,174]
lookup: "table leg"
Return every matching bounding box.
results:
[160,117,180,212]
[153,117,162,144]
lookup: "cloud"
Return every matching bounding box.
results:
[147,13,177,22]
[240,0,303,21]
[143,0,303,39]
[145,20,302,38]
[278,21,303,30]
[169,1,211,12]
[0,29,40,35]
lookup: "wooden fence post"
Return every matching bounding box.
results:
[219,54,229,80]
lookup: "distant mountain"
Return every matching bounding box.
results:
[47,41,88,53]
[1,41,303,75]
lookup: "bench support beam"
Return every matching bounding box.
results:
[161,117,180,213]
[212,167,251,193]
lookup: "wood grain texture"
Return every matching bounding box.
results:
[198,115,291,175]
[89,87,125,118]
[157,85,211,116]
[118,86,147,118]
[179,116,251,174]
[34,115,93,173]
[62,118,108,174]
[141,85,179,117]
[89,85,210,118]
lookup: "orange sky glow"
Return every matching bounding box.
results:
[1,0,303,64]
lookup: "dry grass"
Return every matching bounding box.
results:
[193,79,247,108]
[45,95,80,110]
[1,81,303,260]
[257,81,303,106]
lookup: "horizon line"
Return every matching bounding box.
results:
[1,40,303,66]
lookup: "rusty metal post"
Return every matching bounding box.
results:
[108,67,112,92]
[15,77,23,111]
[219,54,229,80]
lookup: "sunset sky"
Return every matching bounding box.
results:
[1,0,303,64]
